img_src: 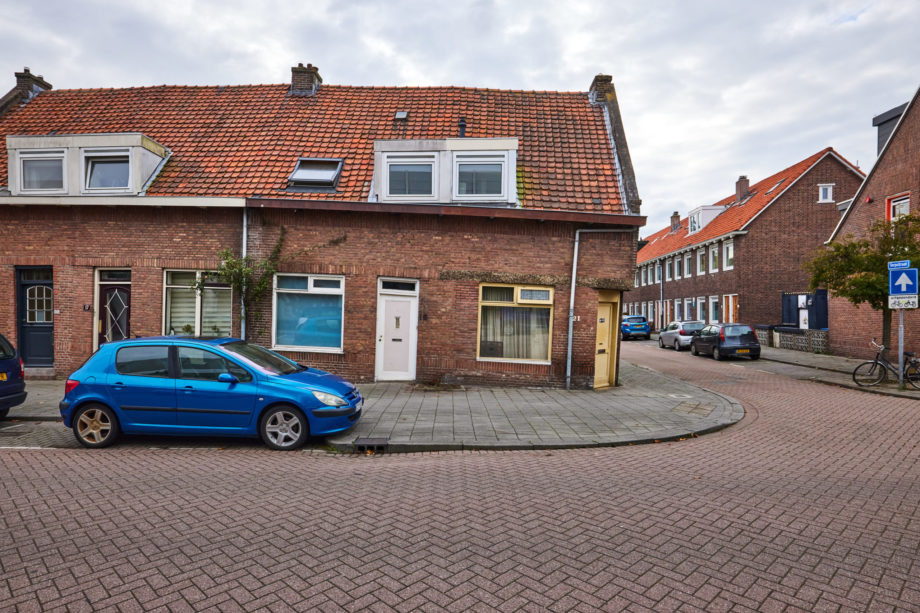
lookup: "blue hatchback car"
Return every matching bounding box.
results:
[620,315,651,340]
[0,332,27,419]
[60,337,363,450]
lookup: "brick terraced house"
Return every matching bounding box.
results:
[0,65,644,389]
[825,85,920,358]
[627,148,863,331]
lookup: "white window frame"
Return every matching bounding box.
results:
[697,249,706,275]
[675,255,682,279]
[683,253,692,279]
[272,273,345,353]
[888,193,910,220]
[383,153,438,201]
[655,262,661,283]
[665,258,673,282]
[709,295,720,324]
[18,149,67,194]
[641,266,647,286]
[162,270,232,337]
[818,184,835,203]
[709,244,720,273]
[723,240,734,271]
[82,148,132,194]
[635,270,640,287]
[696,296,706,321]
[684,298,693,321]
[452,151,510,201]
[688,212,701,234]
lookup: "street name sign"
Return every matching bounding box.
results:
[888,260,910,270]
[889,268,918,295]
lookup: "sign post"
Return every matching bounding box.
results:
[888,262,918,387]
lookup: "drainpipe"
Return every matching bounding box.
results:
[240,207,247,340]
[658,260,663,331]
[566,228,635,390]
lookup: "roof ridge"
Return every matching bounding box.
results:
[38,82,590,96]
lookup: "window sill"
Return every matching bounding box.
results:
[477,357,551,366]
[272,345,344,354]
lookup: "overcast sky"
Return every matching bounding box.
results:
[1,0,917,235]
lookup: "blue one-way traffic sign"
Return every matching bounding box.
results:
[890,268,919,295]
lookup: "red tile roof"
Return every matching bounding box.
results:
[0,83,626,213]
[637,148,861,264]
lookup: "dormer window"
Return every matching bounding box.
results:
[688,212,701,234]
[84,149,130,192]
[20,150,65,192]
[288,158,343,190]
[385,154,436,198]
[454,152,507,200]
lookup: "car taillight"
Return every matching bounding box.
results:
[679,328,686,335]
[720,329,726,342]
[18,357,24,378]
[64,379,80,395]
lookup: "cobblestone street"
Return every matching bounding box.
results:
[2,344,919,611]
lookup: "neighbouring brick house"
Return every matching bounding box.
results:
[627,148,863,332]
[825,85,920,358]
[0,64,644,389]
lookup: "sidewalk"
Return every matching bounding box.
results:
[5,343,914,452]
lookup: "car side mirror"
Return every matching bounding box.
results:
[692,330,701,336]
[218,373,238,384]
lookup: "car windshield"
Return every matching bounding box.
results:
[0,335,14,359]
[723,325,754,336]
[220,341,303,375]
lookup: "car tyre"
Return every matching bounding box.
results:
[674,340,682,352]
[73,403,120,448]
[658,337,665,349]
[644,334,651,340]
[690,343,699,356]
[750,354,760,361]
[0,407,8,420]
[713,347,723,361]
[260,405,308,451]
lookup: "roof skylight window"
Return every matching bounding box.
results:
[765,179,785,194]
[394,110,408,120]
[288,158,343,189]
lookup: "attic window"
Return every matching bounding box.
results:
[288,158,343,188]
[84,149,130,192]
[394,111,408,120]
[766,179,785,194]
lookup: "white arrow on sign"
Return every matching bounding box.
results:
[895,272,914,292]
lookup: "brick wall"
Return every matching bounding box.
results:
[827,94,920,357]
[0,205,242,375]
[627,154,863,328]
[245,208,636,388]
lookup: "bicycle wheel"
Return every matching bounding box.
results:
[853,361,886,387]
[904,362,920,390]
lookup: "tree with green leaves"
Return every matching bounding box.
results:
[806,212,920,349]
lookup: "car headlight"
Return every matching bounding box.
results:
[312,391,347,407]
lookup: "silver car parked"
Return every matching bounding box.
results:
[658,320,706,351]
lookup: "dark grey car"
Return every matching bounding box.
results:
[658,320,705,351]
[0,332,27,418]
[690,323,761,360]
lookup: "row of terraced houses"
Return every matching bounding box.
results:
[628,81,920,359]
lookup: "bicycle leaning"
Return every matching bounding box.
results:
[852,338,920,389]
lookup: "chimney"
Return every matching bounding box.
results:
[735,175,750,202]
[670,211,681,232]
[290,63,322,96]
[0,67,52,117]
[589,74,614,102]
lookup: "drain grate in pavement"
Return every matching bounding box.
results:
[353,437,389,453]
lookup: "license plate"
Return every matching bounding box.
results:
[0,373,6,381]
[736,349,749,354]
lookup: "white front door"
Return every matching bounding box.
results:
[375,279,419,381]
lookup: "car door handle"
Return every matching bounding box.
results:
[183,385,195,393]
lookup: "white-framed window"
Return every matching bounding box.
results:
[684,253,692,279]
[641,266,647,286]
[818,184,834,203]
[684,298,693,320]
[723,241,734,270]
[688,212,701,234]
[697,249,706,275]
[675,255,682,279]
[640,303,646,318]
[709,244,720,273]
[453,152,509,201]
[384,153,437,199]
[709,296,720,324]
[888,193,910,220]
[665,258,673,281]
[83,148,131,193]
[273,274,345,352]
[164,270,232,337]
[19,149,66,193]
[478,284,552,362]
[634,269,640,287]
[697,296,706,321]
[674,300,682,321]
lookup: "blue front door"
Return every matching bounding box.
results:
[17,268,54,366]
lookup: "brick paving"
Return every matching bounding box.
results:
[1,345,919,610]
